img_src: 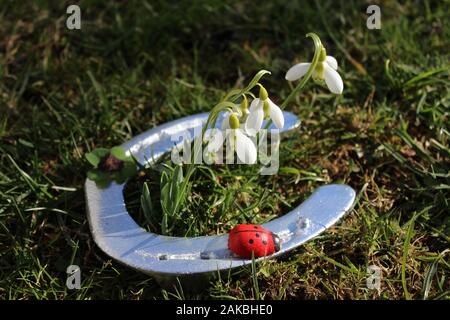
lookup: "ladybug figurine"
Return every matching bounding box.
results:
[228,224,281,258]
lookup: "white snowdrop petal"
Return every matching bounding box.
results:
[324,64,343,94]
[325,56,338,70]
[221,113,230,130]
[205,129,224,152]
[249,98,261,112]
[245,107,264,136]
[235,129,257,164]
[285,63,311,81]
[268,99,284,129]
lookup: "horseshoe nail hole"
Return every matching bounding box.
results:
[296,217,311,235]
[158,254,168,260]
[200,252,211,260]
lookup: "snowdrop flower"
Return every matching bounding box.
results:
[245,86,284,135]
[222,112,257,164]
[285,47,343,94]
[203,128,224,164]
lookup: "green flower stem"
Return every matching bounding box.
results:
[263,32,322,130]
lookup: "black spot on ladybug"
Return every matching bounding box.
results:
[255,233,260,237]
[249,239,254,244]
[262,240,268,245]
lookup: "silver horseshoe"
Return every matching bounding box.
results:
[85,111,356,289]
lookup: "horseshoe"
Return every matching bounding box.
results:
[85,111,356,289]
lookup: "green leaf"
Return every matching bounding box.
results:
[96,178,111,189]
[141,182,157,230]
[422,258,439,300]
[141,183,153,214]
[160,179,170,210]
[403,67,448,88]
[87,170,110,188]
[85,152,100,167]
[110,146,128,161]
[160,170,169,189]
[160,184,170,235]
[91,148,110,158]
[279,167,300,175]
[87,71,109,109]
[87,169,107,181]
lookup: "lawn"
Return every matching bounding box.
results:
[0,0,449,299]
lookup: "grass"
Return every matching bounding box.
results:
[0,0,449,299]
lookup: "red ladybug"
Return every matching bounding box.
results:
[228,224,281,258]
